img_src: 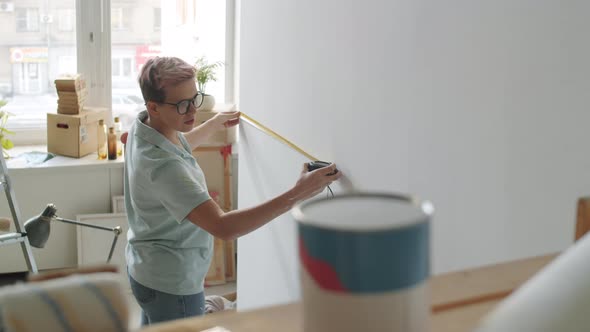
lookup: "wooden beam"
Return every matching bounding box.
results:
[575,197,590,241]
[430,254,556,313]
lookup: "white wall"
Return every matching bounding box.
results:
[237,121,308,309]
[407,0,590,274]
[238,0,590,310]
[0,162,124,273]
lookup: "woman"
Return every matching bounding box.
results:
[124,56,340,325]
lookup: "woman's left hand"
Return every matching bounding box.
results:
[210,111,241,131]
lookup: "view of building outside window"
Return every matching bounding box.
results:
[0,0,227,132]
[112,0,227,129]
[0,0,75,129]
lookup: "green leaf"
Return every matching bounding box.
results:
[1,138,13,150]
[0,104,13,144]
[194,56,225,94]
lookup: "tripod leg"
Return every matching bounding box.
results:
[107,234,119,263]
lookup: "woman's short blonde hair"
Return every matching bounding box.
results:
[138,56,195,103]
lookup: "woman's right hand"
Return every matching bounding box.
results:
[291,162,341,202]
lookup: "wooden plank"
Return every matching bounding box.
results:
[224,239,237,281]
[143,254,557,332]
[430,254,556,311]
[223,148,232,211]
[575,197,590,241]
[205,237,226,286]
[194,145,235,285]
[142,303,302,332]
[196,146,224,152]
[431,300,501,332]
[432,290,511,314]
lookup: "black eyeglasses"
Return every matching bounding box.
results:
[159,92,204,115]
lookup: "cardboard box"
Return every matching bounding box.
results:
[56,102,84,115]
[194,110,237,145]
[54,74,86,92]
[47,107,108,158]
[57,88,88,115]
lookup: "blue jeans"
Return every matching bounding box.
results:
[128,274,205,326]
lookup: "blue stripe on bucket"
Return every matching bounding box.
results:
[299,220,429,293]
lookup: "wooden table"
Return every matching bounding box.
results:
[142,254,557,332]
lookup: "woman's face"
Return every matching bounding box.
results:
[156,79,199,133]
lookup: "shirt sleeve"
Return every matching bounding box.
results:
[150,159,211,223]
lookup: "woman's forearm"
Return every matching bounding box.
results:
[183,120,218,149]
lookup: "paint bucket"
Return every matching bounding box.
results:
[293,192,433,332]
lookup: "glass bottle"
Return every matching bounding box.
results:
[97,119,107,160]
[114,116,123,156]
[108,127,117,160]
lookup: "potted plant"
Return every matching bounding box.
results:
[194,56,224,112]
[0,100,14,159]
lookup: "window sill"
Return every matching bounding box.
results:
[5,145,124,171]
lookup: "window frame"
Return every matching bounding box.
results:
[153,7,161,32]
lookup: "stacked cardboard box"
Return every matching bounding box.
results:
[47,107,108,158]
[55,74,88,115]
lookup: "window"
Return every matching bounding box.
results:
[112,59,120,77]
[111,7,130,31]
[58,9,74,32]
[16,8,40,32]
[123,58,132,76]
[153,8,161,32]
[58,56,77,75]
[112,57,134,78]
[27,63,39,79]
[0,0,233,144]
[176,0,197,26]
[112,0,230,130]
[1,1,76,140]
[17,63,42,93]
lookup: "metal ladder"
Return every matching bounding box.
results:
[0,148,38,273]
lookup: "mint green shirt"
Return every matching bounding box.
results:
[124,111,212,295]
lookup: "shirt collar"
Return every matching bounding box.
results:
[134,111,190,156]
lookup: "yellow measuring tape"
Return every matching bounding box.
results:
[240,112,357,193]
[240,113,319,161]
